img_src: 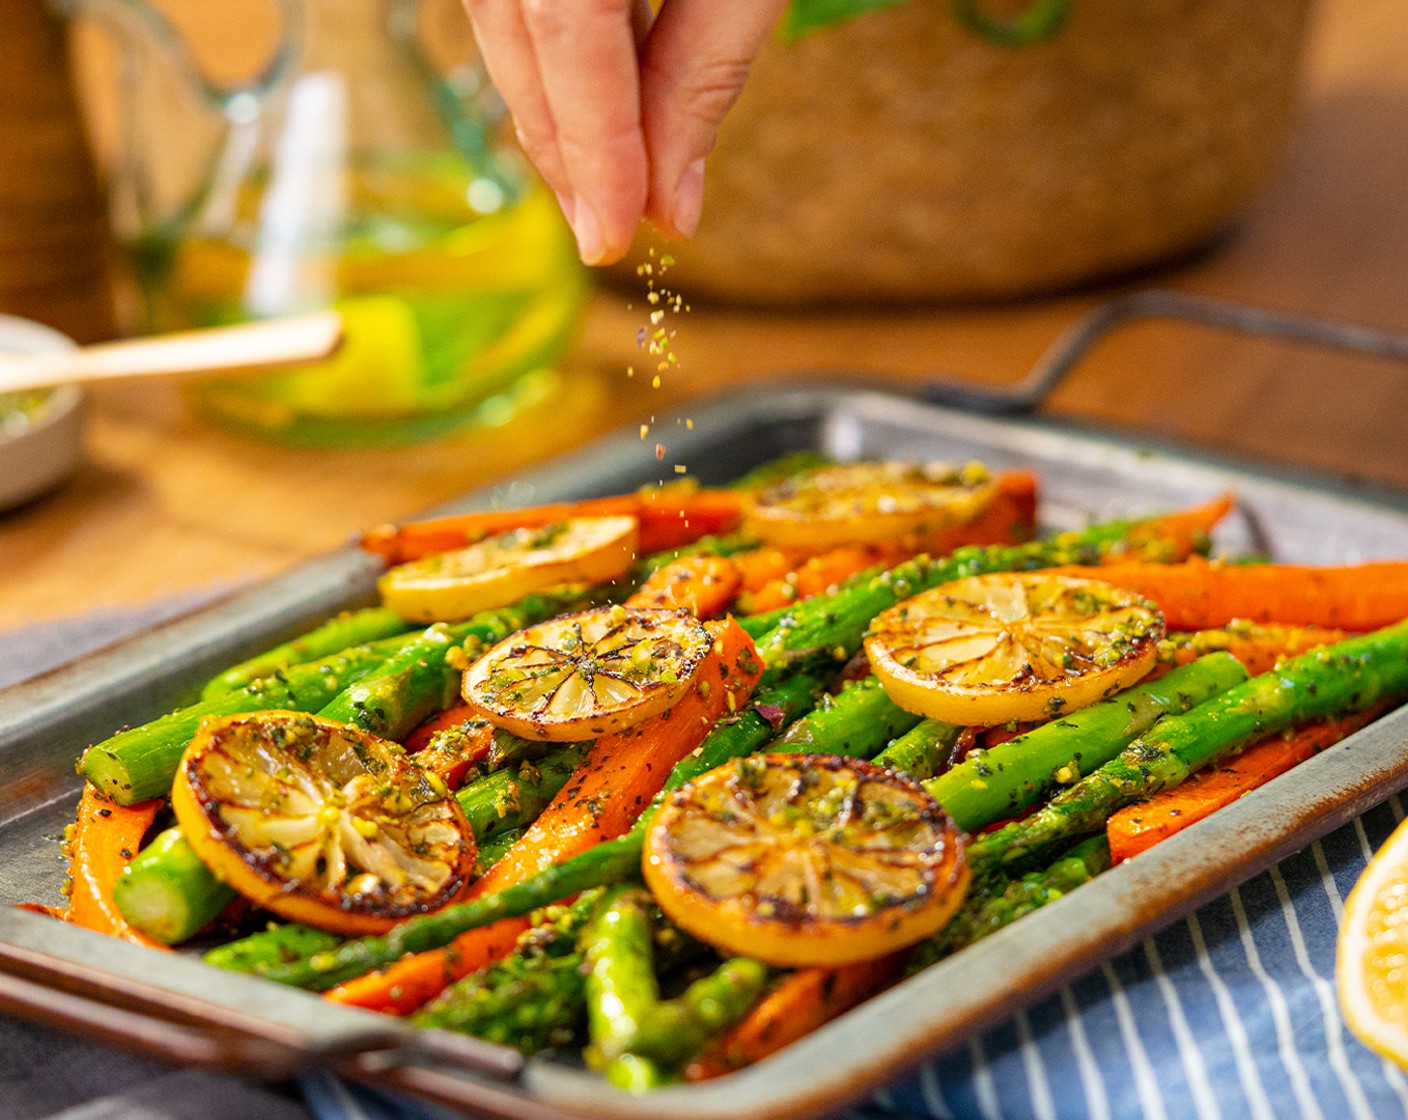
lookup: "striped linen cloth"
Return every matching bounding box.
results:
[302,796,1408,1120]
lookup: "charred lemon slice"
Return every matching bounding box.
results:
[462,605,714,741]
[173,711,476,935]
[742,461,995,550]
[644,754,968,968]
[865,572,1163,726]
[378,516,639,623]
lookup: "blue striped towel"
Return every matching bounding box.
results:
[302,797,1408,1120]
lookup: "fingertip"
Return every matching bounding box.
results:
[567,198,645,266]
[575,164,650,266]
[556,190,618,266]
[671,159,706,239]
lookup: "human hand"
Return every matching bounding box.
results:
[461,0,789,265]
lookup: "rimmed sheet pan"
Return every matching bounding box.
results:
[1,383,1405,1120]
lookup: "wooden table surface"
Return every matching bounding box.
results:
[4,0,1406,630]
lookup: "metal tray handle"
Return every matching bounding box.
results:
[923,289,1408,414]
[0,966,314,1073]
[0,916,525,1083]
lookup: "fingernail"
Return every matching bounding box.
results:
[672,159,706,238]
[571,202,606,265]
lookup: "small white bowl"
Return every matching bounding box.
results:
[0,314,84,513]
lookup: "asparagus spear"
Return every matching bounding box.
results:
[111,827,239,944]
[82,588,595,805]
[475,828,523,876]
[477,726,561,774]
[413,893,600,1051]
[969,621,1408,879]
[199,607,412,700]
[316,625,466,739]
[411,888,712,1055]
[582,887,766,1087]
[237,839,645,989]
[738,606,791,640]
[584,885,662,1087]
[909,835,1111,971]
[927,653,1248,832]
[456,745,589,841]
[203,922,343,977]
[627,957,770,1068]
[763,676,922,758]
[869,718,964,779]
[654,671,828,791]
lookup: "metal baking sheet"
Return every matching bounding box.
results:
[2,383,1406,1120]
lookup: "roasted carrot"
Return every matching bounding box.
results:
[1106,709,1381,864]
[405,707,495,788]
[1161,622,1349,676]
[736,472,1038,614]
[360,486,745,564]
[910,469,1038,554]
[329,617,764,1014]
[1104,492,1235,563]
[631,486,746,552]
[733,547,799,594]
[685,954,906,1080]
[626,554,743,618]
[64,783,165,948]
[1059,557,1408,631]
[405,703,483,753]
[741,545,903,615]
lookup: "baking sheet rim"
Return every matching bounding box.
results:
[1,381,1405,1120]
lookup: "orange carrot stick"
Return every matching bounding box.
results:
[404,707,495,788]
[330,617,764,1014]
[910,469,1038,555]
[631,487,747,553]
[1104,493,1235,563]
[360,486,744,564]
[734,547,800,595]
[741,545,902,615]
[626,554,743,618]
[1058,557,1408,631]
[738,471,1039,614]
[1107,710,1381,864]
[685,954,906,1080]
[64,783,165,948]
[1161,622,1349,677]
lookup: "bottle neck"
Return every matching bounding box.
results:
[283,0,444,155]
[293,0,406,72]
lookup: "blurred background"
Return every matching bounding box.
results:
[2,0,1406,628]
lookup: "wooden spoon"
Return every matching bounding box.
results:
[0,311,344,395]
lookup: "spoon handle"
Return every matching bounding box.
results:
[0,312,344,394]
